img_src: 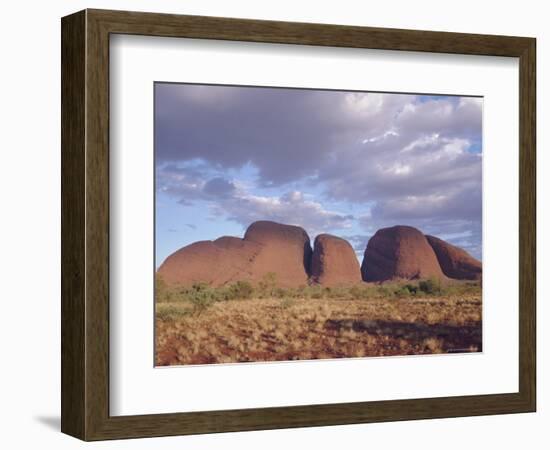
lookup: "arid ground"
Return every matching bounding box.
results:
[155,280,481,366]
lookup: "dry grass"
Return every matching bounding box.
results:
[155,287,482,366]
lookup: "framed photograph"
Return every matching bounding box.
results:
[61,9,536,440]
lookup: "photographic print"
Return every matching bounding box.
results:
[154,83,483,366]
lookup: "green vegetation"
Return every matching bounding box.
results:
[156,279,257,316]
[418,277,442,295]
[156,273,481,319]
[155,303,191,321]
[258,272,278,297]
[155,273,170,303]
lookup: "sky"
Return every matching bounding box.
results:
[155,83,482,266]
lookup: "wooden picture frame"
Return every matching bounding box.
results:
[61,9,536,441]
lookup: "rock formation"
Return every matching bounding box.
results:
[361,225,445,282]
[243,221,312,287]
[310,234,362,286]
[158,220,481,288]
[157,237,261,286]
[426,235,482,280]
[158,221,312,288]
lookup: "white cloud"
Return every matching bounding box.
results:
[216,190,354,237]
[157,164,355,238]
[155,85,483,257]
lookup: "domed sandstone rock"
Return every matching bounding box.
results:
[361,225,444,282]
[426,235,482,280]
[311,234,362,286]
[243,221,312,288]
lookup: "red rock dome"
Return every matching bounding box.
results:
[158,221,312,288]
[311,234,362,286]
[157,238,261,287]
[243,221,312,287]
[361,225,445,282]
[426,235,482,280]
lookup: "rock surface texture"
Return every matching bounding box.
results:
[243,221,312,287]
[158,221,481,287]
[158,221,312,288]
[361,225,445,282]
[426,235,482,280]
[311,234,362,286]
[157,237,261,287]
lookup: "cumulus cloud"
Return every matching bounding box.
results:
[155,84,415,185]
[155,83,483,259]
[216,190,354,236]
[157,163,354,237]
[395,96,482,142]
[156,164,205,205]
[202,177,237,197]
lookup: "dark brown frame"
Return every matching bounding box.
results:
[61,9,536,441]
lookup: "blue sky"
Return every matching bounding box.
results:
[155,83,482,266]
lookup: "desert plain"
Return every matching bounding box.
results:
[155,221,482,366]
